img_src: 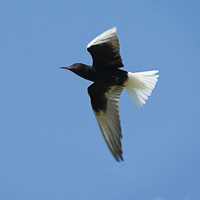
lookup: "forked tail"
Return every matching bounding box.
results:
[125,70,159,108]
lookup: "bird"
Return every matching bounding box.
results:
[61,27,159,162]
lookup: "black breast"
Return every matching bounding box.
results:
[90,67,128,86]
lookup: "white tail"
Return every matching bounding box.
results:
[125,70,159,108]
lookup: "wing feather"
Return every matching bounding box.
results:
[88,83,124,161]
[87,27,124,68]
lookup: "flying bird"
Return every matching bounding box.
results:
[61,27,159,162]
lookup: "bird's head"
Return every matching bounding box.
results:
[60,63,91,79]
[60,63,82,72]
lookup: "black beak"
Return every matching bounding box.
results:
[60,66,71,70]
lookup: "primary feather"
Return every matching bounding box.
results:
[87,27,117,48]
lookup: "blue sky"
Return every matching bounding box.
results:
[0,0,200,199]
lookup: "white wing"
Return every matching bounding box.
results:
[86,27,124,68]
[87,27,117,49]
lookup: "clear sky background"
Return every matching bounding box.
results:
[0,1,200,200]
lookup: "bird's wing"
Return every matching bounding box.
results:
[88,83,124,161]
[87,27,124,68]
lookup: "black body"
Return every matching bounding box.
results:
[66,63,128,86]
[61,27,128,161]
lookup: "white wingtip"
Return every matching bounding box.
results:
[125,70,159,108]
[87,27,117,49]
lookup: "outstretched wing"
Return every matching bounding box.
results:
[88,83,124,162]
[87,27,124,68]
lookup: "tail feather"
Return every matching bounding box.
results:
[125,70,159,108]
